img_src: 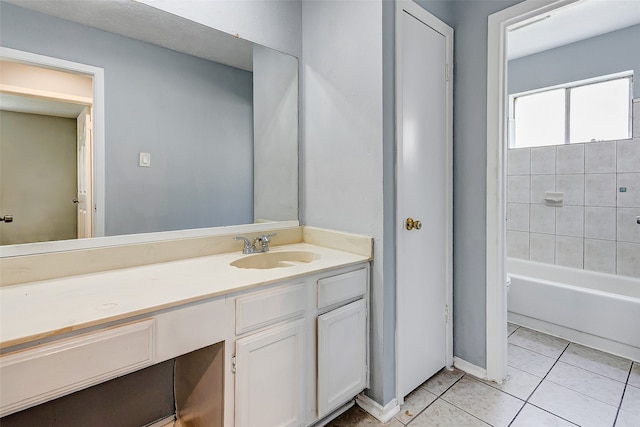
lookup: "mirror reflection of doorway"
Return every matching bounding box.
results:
[0,60,93,245]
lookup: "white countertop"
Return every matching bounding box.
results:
[0,243,369,349]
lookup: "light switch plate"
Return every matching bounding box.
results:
[139,152,151,167]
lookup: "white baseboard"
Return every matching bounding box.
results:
[453,356,487,380]
[356,393,400,423]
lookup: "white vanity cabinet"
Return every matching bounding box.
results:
[0,319,156,416]
[231,265,369,427]
[0,250,370,427]
[233,282,308,427]
[235,319,306,427]
[316,268,368,419]
[317,299,367,418]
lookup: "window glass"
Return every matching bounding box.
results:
[510,75,631,148]
[569,78,630,143]
[513,88,565,148]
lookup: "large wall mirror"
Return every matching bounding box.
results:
[0,0,299,253]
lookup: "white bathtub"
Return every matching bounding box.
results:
[507,258,640,362]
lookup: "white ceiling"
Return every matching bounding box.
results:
[508,0,640,59]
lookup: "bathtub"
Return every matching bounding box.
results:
[507,258,640,362]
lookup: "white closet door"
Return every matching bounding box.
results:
[396,4,453,399]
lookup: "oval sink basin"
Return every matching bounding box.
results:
[230,251,319,269]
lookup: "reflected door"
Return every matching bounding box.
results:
[76,106,93,239]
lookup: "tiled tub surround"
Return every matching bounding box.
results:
[507,138,640,278]
[327,325,640,427]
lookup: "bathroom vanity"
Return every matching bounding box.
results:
[0,226,371,426]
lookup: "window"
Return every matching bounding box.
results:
[509,74,632,148]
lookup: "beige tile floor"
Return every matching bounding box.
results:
[327,324,640,427]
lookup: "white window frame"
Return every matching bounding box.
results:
[508,71,633,148]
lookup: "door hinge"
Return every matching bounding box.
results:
[231,355,237,374]
[445,304,450,323]
[445,64,451,82]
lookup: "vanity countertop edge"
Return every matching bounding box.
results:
[0,233,372,351]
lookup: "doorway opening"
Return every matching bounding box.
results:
[0,48,105,244]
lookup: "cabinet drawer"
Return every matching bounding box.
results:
[317,268,367,309]
[0,319,155,417]
[236,282,306,335]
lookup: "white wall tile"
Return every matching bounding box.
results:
[617,208,640,243]
[531,147,556,175]
[530,205,556,234]
[584,207,616,240]
[531,175,555,204]
[556,175,584,206]
[555,236,583,268]
[584,239,616,274]
[557,144,584,174]
[617,242,640,278]
[504,133,638,276]
[617,173,640,207]
[617,139,640,173]
[530,233,555,264]
[508,231,530,260]
[507,203,529,232]
[585,141,616,173]
[556,206,584,237]
[508,176,530,203]
[508,148,531,176]
[584,174,616,207]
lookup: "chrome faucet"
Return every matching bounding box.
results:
[234,236,256,254]
[234,233,277,254]
[254,233,276,252]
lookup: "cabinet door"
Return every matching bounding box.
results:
[317,299,367,418]
[235,319,305,427]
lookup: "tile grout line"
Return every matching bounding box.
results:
[405,374,485,426]
[507,341,571,427]
[434,378,497,427]
[404,374,468,425]
[612,361,634,427]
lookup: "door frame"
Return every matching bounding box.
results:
[0,46,106,236]
[395,0,454,403]
[485,0,579,382]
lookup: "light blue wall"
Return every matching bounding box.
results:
[451,0,523,368]
[509,24,640,98]
[0,2,254,236]
[302,0,387,404]
[413,0,455,26]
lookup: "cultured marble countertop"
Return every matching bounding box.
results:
[0,243,369,349]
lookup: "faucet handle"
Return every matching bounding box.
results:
[234,236,255,254]
[255,233,277,252]
[261,233,276,242]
